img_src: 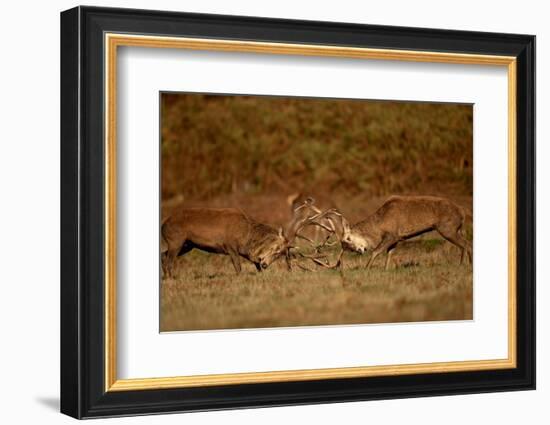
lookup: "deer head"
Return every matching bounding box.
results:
[256,227,287,269]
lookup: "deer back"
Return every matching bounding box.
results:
[357,196,465,237]
[162,207,253,251]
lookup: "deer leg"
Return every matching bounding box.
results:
[365,252,377,269]
[367,235,398,269]
[460,228,473,264]
[385,244,398,270]
[164,248,179,279]
[161,252,168,278]
[462,239,473,265]
[164,242,193,279]
[436,224,472,265]
[227,248,242,274]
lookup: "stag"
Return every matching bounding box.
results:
[161,207,288,277]
[339,195,472,269]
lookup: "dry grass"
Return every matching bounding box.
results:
[160,240,473,332]
[160,93,473,332]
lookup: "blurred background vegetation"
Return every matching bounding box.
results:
[161,93,472,223]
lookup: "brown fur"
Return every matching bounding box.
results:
[161,207,287,277]
[342,195,472,268]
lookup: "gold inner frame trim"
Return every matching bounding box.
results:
[104,33,518,392]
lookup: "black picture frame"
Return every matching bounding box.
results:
[61,5,535,419]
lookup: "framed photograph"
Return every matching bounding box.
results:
[60,6,535,419]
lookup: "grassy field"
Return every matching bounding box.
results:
[160,238,473,332]
[160,93,473,332]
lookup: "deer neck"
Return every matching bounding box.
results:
[353,217,381,247]
[242,222,273,261]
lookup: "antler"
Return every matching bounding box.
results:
[297,248,345,270]
[285,198,345,270]
[284,197,320,246]
[293,208,342,242]
[295,209,345,269]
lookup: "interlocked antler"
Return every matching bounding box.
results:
[285,198,344,270]
[285,197,320,244]
[295,208,345,269]
[284,198,317,270]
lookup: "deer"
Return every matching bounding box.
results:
[338,195,472,269]
[161,207,289,278]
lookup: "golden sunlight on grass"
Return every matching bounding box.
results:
[161,241,472,331]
